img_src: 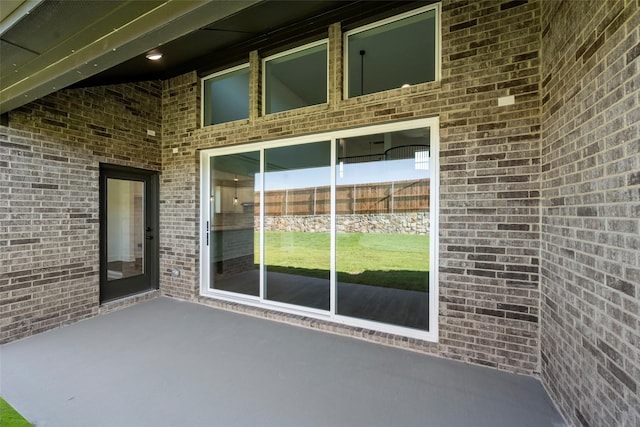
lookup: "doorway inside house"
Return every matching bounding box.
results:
[99,164,159,303]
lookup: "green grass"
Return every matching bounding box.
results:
[258,231,429,292]
[0,398,32,427]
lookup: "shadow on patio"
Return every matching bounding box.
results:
[0,297,566,427]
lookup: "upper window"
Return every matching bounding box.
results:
[263,40,328,115]
[345,4,439,98]
[202,64,250,127]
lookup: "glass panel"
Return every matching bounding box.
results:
[347,8,436,97]
[336,129,431,330]
[203,66,250,126]
[107,178,144,281]
[264,142,331,310]
[210,151,260,296]
[264,42,327,114]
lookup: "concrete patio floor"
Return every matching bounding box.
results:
[0,297,566,427]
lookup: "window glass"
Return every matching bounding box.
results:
[106,179,144,280]
[201,118,439,339]
[346,6,437,98]
[264,41,328,114]
[264,142,331,310]
[210,151,260,296]
[203,65,249,126]
[335,129,431,330]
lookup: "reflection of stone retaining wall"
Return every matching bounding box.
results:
[259,213,430,234]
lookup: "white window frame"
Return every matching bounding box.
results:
[201,63,250,127]
[262,39,329,116]
[343,3,441,99]
[200,117,440,342]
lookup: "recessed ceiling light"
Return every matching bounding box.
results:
[146,52,162,61]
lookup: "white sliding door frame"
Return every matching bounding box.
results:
[200,117,439,341]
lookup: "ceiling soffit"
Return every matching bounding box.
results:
[0,0,427,114]
[0,0,261,114]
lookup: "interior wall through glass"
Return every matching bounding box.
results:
[209,151,260,296]
[107,178,144,280]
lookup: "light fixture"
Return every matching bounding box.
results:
[233,177,239,206]
[401,83,411,88]
[145,51,162,61]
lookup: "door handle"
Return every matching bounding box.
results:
[146,236,154,240]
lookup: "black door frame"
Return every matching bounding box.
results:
[99,164,159,303]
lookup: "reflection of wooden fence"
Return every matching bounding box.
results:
[255,179,429,216]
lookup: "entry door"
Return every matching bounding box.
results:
[100,164,159,303]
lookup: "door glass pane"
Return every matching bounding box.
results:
[210,152,260,296]
[336,129,431,330]
[107,178,144,281]
[264,142,331,310]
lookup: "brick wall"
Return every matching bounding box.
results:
[1,82,162,343]
[160,73,200,300]
[2,1,638,423]
[160,0,542,374]
[540,0,640,426]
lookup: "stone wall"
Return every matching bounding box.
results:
[1,82,162,343]
[539,0,640,426]
[261,213,430,234]
[161,0,542,374]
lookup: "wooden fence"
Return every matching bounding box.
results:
[255,179,430,216]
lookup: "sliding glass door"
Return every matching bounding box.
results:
[200,118,438,340]
[335,130,431,330]
[209,151,260,296]
[264,142,331,310]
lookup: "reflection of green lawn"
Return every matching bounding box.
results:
[257,231,429,292]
